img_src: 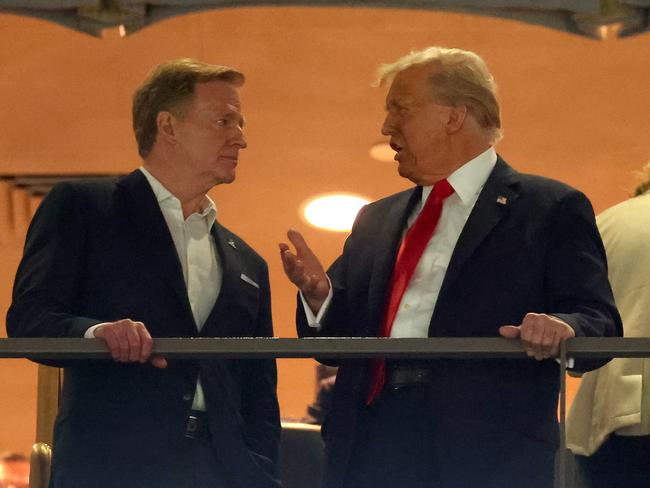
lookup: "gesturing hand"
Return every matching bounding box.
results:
[499,313,575,360]
[94,319,167,369]
[279,229,330,313]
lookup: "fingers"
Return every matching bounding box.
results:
[515,313,575,361]
[95,319,156,366]
[287,229,311,257]
[135,323,153,363]
[279,230,326,290]
[498,325,521,339]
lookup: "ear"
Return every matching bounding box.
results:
[156,111,178,146]
[445,105,468,134]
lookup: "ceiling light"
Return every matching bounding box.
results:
[369,141,395,162]
[302,194,370,232]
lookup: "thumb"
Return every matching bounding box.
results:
[499,325,521,339]
[150,355,168,369]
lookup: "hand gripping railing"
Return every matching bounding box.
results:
[2,336,649,488]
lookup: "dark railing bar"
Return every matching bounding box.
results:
[0,337,649,360]
[557,341,568,488]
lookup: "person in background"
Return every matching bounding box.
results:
[302,365,338,425]
[0,452,29,488]
[567,162,650,488]
[280,46,622,488]
[7,59,281,488]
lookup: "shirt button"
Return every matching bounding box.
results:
[183,393,192,401]
[403,303,411,310]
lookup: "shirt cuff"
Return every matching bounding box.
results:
[84,323,108,338]
[555,357,575,369]
[300,276,333,329]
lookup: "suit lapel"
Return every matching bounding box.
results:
[200,222,245,336]
[116,170,194,323]
[434,158,520,313]
[365,187,422,335]
[211,223,240,301]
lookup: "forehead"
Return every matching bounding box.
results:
[192,80,242,112]
[386,64,434,106]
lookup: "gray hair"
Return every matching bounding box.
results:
[377,47,502,143]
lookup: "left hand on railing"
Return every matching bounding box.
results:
[499,313,575,360]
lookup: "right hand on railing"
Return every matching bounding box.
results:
[94,319,167,369]
[279,229,330,314]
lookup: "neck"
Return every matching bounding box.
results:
[444,137,492,178]
[143,160,208,219]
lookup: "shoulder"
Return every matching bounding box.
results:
[516,172,582,203]
[361,187,414,214]
[508,170,593,219]
[598,192,650,243]
[35,177,119,220]
[45,177,119,205]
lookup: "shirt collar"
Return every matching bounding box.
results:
[138,166,217,223]
[421,146,497,206]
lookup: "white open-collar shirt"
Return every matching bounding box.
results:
[88,167,221,410]
[305,147,497,337]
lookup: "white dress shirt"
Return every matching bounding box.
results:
[86,167,221,411]
[304,147,497,336]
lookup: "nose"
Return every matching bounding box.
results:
[232,125,247,149]
[381,113,394,136]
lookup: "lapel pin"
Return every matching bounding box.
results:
[227,239,237,249]
[496,196,508,205]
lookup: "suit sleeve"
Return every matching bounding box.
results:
[239,261,281,475]
[6,182,103,340]
[545,190,623,372]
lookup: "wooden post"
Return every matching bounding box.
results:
[35,365,61,446]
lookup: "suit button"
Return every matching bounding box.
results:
[183,393,192,401]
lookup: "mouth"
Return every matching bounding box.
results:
[389,142,403,161]
[220,155,239,164]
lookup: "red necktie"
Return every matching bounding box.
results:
[366,179,455,405]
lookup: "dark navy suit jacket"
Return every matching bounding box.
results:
[298,158,622,488]
[7,170,282,488]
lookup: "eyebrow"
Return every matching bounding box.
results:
[220,110,245,128]
[385,99,405,111]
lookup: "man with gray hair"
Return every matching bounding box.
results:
[8,59,281,488]
[280,46,621,488]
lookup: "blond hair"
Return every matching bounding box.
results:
[132,58,244,158]
[378,47,502,143]
[633,161,650,196]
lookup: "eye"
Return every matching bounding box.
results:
[214,119,228,127]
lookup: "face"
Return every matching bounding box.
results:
[171,80,247,189]
[381,65,456,185]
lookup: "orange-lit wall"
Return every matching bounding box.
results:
[1,6,649,456]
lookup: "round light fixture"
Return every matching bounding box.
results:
[302,194,370,232]
[369,141,395,162]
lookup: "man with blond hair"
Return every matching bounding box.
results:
[8,59,281,488]
[567,163,650,487]
[280,47,621,488]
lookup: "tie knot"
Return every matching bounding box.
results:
[433,178,454,200]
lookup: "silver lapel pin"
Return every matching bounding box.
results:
[227,239,237,249]
[496,196,508,205]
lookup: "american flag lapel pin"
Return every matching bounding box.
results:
[496,196,508,205]
[227,238,237,249]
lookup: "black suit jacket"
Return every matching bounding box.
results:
[7,170,282,488]
[298,158,622,488]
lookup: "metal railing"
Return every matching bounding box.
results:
[1,336,649,488]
